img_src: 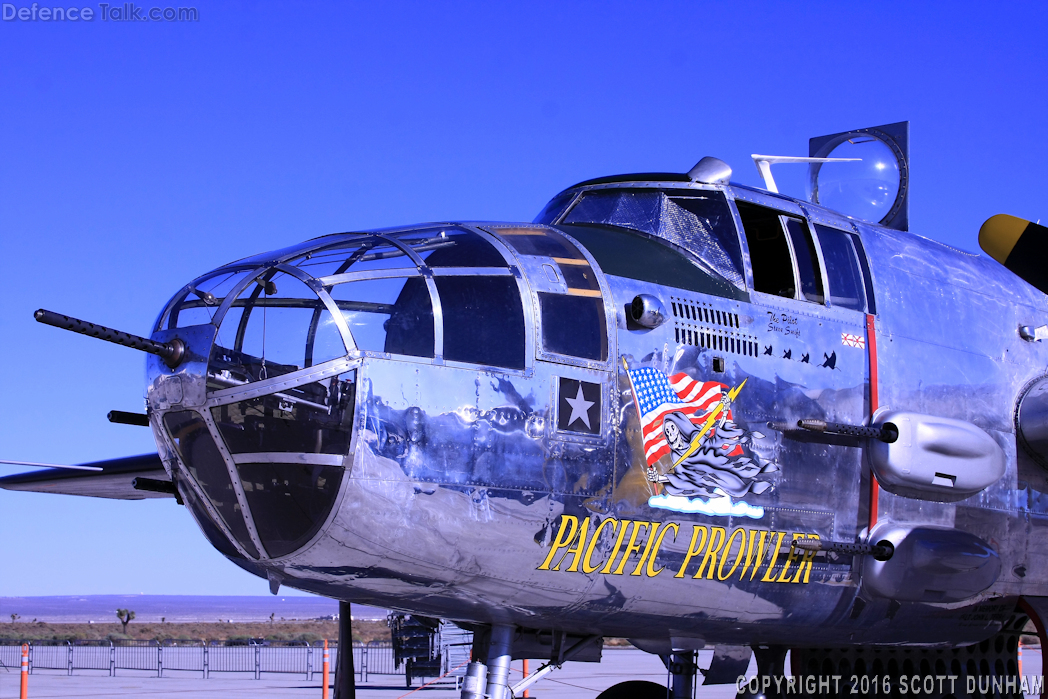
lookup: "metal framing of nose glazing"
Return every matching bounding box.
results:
[149,223,591,561]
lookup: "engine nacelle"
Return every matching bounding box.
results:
[1018,376,1048,468]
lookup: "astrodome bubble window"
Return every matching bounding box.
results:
[809,137,901,224]
[208,270,346,389]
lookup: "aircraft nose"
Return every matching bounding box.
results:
[149,263,358,562]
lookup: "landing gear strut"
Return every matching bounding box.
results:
[460,624,515,699]
[333,601,355,699]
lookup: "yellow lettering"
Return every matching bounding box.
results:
[717,527,747,580]
[631,522,662,576]
[760,531,788,581]
[582,517,618,574]
[776,533,804,582]
[793,533,820,583]
[599,519,633,574]
[645,523,679,577]
[674,525,709,578]
[537,515,579,571]
[748,529,769,581]
[563,517,591,573]
[695,526,727,579]
[613,521,651,575]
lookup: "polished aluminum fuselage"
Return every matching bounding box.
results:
[145,180,1048,649]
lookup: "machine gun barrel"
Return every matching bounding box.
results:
[792,537,894,561]
[797,419,898,443]
[34,309,185,368]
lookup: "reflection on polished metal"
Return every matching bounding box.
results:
[9,120,1048,697]
[484,625,514,699]
[629,293,667,329]
[460,662,487,699]
[686,156,732,185]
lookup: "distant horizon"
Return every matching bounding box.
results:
[0,594,388,623]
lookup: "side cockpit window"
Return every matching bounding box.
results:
[815,224,875,313]
[735,201,824,303]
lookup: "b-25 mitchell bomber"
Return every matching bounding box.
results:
[6,121,1048,699]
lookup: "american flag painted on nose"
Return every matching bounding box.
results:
[624,364,726,466]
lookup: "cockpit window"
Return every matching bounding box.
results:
[556,224,747,301]
[328,277,434,357]
[210,270,346,388]
[735,201,824,304]
[562,189,745,288]
[815,224,869,312]
[533,191,577,225]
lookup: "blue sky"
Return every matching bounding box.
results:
[1,2,1046,596]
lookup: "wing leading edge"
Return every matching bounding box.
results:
[0,453,169,500]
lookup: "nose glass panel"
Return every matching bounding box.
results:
[210,372,354,559]
[328,277,434,357]
[435,276,525,369]
[163,410,259,558]
[236,461,344,558]
[391,228,507,268]
[160,270,254,331]
[210,374,355,455]
[209,270,346,389]
[293,238,417,279]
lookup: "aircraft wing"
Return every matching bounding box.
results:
[0,453,170,500]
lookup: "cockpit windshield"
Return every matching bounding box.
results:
[560,189,745,289]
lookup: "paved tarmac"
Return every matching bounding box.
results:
[2,647,1044,698]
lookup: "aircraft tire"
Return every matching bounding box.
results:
[595,680,667,698]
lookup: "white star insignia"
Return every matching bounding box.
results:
[565,384,595,430]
